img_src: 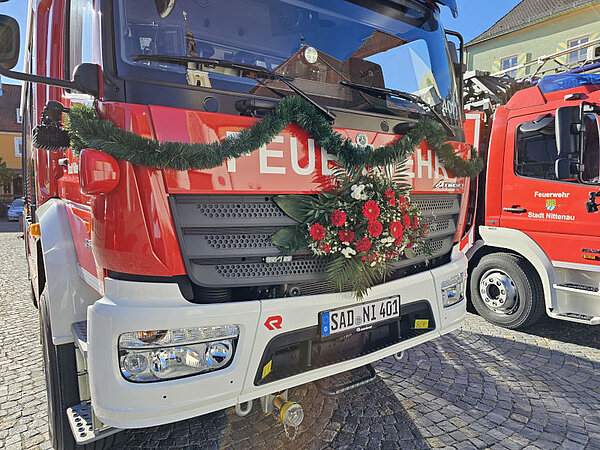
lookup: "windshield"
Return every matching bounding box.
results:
[114,0,460,126]
[10,199,23,207]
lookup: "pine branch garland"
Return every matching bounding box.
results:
[64,96,483,177]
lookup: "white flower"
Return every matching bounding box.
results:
[341,247,357,259]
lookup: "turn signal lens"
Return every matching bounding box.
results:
[29,223,41,237]
[136,330,168,344]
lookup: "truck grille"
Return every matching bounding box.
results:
[170,194,460,295]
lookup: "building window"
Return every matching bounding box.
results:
[568,36,589,63]
[16,108,21,124]
[14,137,22,158]
[500,55,518,78]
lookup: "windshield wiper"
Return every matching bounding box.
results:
[341,80,453,135]
[132,54,336,123]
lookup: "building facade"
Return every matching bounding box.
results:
[0,84,23,203]
[466,0,600,79]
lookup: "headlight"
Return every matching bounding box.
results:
[119,325,239,382]
[441,272,466,308]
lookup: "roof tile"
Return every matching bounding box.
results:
[466,0,600,46]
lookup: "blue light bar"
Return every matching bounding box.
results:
[538,74,600,94]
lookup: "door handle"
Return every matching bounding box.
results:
[503,207,527,214]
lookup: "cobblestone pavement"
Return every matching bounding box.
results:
[1,223,599,449]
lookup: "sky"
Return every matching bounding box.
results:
[0,0,523,86]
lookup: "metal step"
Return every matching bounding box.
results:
[555,282,599,293]
[315,364,377,396]
[71,321,88,356]
[550,312,600,325]
[66,403,121,445]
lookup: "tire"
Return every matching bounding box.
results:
[469,253,546,329]
[39,288,123,450]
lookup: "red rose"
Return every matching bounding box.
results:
[402,214,411,228]
[388,196,396,206]
[362,200,380,220]
[309,223,326,240]
[330,210,347,226]
[390,221,404,239]
[338,228,355,243]
[384,188,395,198]
[355,237,372,252]
[398,196,407,204]
[319,242,331,253]
[367,220,383,237]
[394,238,403,246]
[367,252,378,262]
[411,216,419,230]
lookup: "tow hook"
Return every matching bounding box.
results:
[234,400,253,417]
[394,351,404,361]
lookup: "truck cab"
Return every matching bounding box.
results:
[1,1,470,448]
[465,74,600,329]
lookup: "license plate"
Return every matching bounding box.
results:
[320,296,400,337]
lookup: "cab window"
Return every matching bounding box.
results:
[68,0,96,78]
[582,115,600,183]
[515,114,600,183]
[515,129,558,180]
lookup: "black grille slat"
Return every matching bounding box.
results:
[412,195,460,217]
[174,195,296,228]
[170,194,461,290]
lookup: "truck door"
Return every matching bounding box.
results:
[500,112,600,271]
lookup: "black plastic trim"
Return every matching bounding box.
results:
[254,300,435,385]
[106,271,194,301]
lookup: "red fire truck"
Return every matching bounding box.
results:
[462,70,600,329]
[1,0,470,448]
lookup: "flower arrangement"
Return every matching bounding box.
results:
[270,163,430,298]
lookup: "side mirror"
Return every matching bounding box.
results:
[555,158,576,180]
[447,41,459,65]
[555,105,582,157]
[73,63,100,97]
[0,15,20,70]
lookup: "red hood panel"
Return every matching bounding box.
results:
[148,105,469,195]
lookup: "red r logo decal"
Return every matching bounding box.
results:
[264,316,283,330]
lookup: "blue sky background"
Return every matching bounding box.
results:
[0,0,523,85]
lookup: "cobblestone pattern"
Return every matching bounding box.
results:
[0,223,599,449]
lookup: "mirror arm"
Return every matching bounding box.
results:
[445,29,465,116]
[0,65,84,93]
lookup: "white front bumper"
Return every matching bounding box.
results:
[87,251,466,428]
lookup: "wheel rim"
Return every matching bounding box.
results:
[479,269,519,315]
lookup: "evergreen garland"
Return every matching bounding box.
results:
[65,96,483,177]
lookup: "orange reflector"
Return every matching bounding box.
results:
[84,221,91,234]
[30,223,41,237]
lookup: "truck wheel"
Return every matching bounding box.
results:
[469,253,545,329]
[39,288,121,450]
